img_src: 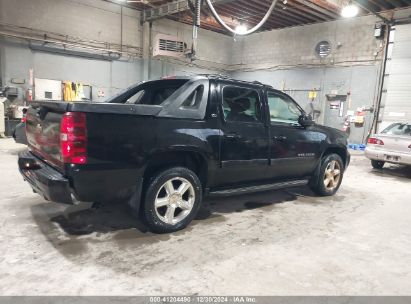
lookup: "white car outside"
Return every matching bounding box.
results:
[365,122,411,169]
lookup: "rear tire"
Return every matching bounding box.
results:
[309,153,344,196]
[371,160,385,169]
[142,167,202,233]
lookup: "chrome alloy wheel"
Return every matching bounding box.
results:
[323,160,341,190]
[154,177,195,225]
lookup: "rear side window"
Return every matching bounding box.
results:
[126,90,145,104]
[110,77,210,120]
[124,79,188,105]
[180,85,204,110]
[222,86,262,123]
[381,123,411,136]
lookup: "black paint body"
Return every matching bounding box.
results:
[19,76,350,206]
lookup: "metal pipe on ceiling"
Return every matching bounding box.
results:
[205,0,279,35]
[191,0,202,58]
[0,31,142,58]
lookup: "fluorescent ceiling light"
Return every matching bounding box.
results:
[341,4,359,18]
[235,24,247,35]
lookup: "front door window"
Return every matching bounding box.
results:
[267,92,301,125]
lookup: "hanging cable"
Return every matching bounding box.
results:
[191,0,202,59]
[205,0,278,36]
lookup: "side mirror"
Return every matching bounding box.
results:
[298,114,315,127]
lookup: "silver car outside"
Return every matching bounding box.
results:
[365,122,411,167]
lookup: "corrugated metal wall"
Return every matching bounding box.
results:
[380,24,411,131]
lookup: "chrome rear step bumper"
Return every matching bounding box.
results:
[18,150,74,204]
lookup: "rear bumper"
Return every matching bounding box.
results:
[13,123,28,145]
[18,150,143,206]
[365,146,411,165]
[18,151,75,204]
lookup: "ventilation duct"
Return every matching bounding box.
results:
[153,34,187,58]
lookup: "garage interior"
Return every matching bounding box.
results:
[1,0,411,297]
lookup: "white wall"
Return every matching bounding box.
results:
[229,15,383,70]
[0,0,141,48]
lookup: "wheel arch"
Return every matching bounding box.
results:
[321,145,348,168]
[309,145,348,189]
[143,148,208,188]
[129,148,208,218]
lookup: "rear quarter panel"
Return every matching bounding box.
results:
[70,113,220,202]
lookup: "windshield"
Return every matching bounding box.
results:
[381,123,411,136]
[108,79,188,105]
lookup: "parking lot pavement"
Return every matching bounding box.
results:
[1,138,411,295]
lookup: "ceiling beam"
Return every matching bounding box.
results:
[230,0,297,26]
[292,0,339,19]
[354,0,383,12]
[142,0,236,22]
[353,0,391,23]
[276,3,321,22]
[168,6,273,32]
[385,0,406,8]
[286,1,330,21]
[274,7,316,23]
[168,15,227,33]
[369,0,394,10]
[245,0,315,24]
[213,4,291,28]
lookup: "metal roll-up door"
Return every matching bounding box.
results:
[380,24,411,131]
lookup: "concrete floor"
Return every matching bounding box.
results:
[1,138,411,295]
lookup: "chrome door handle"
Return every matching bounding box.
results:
[273,135,287,141]
[226,133,242,139]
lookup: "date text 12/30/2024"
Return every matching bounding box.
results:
[149,297,257,303]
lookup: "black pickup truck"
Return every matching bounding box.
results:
[19,75,350,233]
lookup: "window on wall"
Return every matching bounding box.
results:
[267,91,301,124]
[222,86,262,123]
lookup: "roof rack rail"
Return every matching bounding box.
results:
[200,73,230,79]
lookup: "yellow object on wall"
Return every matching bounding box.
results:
[63,81,73,102]
[308,91,318,100]
[354,115,365,124]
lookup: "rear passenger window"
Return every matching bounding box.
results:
[222,86,262,123]
[180,85,204,110]
[126,90,145,104]
[123,79,188,105]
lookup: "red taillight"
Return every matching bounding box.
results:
[368,137,384,145]
[60,112,87,164]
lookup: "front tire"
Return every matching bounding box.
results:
[309,153,344,196]
[142,167,202,233]
[371,160,385,169]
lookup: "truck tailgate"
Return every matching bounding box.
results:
[25,102,68,170]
